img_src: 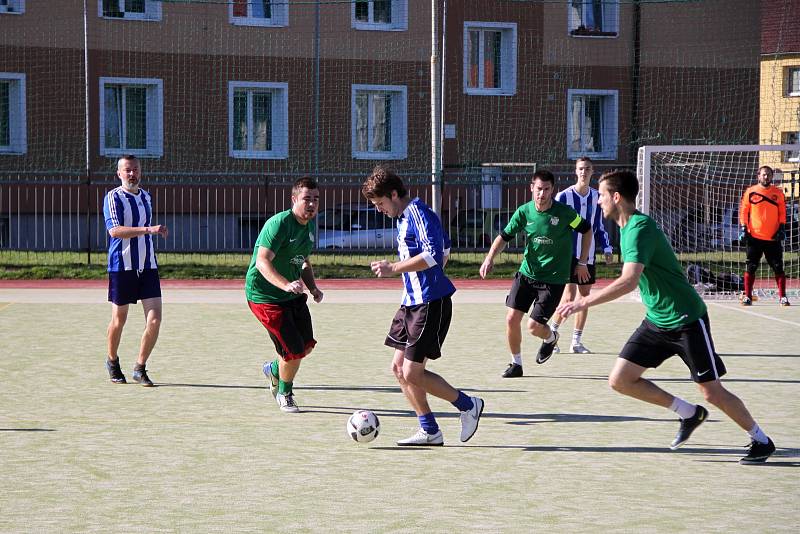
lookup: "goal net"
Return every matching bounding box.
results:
[636,145,800,299]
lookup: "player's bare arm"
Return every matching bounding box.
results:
[108,224,169,239]
[256,246,304,294]
[479,235,508,278]
[371,253,434,278]
[574,226,593,283]
[557,262,644,317]
[301,259,323,302]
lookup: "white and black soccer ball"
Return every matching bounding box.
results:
[346,410,380,443]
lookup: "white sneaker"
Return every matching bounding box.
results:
[276,392,300,413]
[553,345,561,354]
[779,296,790,306]
[396,428,444,446]
[459,396,484,442]
[570,342,592,354]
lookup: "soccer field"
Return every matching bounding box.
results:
[1,286,798,533]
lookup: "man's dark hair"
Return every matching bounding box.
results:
[599,170,639,203]
[757,165,774,177]
[532,169,555,185]
[292,176,318,194]
[362,165,407,199]
[576,156,593,165]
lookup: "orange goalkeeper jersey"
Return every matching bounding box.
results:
[739,184,786,240]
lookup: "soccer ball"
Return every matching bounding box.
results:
[346,410,380,443]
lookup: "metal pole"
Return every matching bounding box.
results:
[439,0,447,188]
[430,0,441,215]
[83,0,92,265]
[314,0,321,174]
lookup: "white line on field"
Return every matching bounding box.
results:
[707,301,800,327]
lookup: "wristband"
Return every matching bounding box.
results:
[577,261,588,266]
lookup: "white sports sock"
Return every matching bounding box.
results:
[511,353,522,365]
[572,329,583,344]
[551,322,560,332]
[748,423,769,444]
[544,331,556,343]
[669,397,697,420]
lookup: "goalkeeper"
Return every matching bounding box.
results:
[738,166,789,306]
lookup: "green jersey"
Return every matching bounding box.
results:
[245,209,316,304]
[503,200,584,284]
[620,212,706,329]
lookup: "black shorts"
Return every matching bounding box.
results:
[248,295,317,361]
[108,269,162,305]
[505,272,565,325]
[619,314,727,383]
[745,237,784,274]
[384,295,452,363]
[569,257,597,285]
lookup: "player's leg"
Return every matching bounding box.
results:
[131,270,163,386]
[550,283,576,354]
[530,283,565,364]
[763,240,788,305]
[106,302,129,383]
[570,283,593,353]
[742,239,764,304]
[502,272,535,377]
[395,356,442,446]
[615,321,706,449]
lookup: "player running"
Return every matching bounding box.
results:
[557,170,776,464]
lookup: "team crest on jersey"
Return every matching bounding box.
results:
[550,216,559,226]
[290,255,305,266]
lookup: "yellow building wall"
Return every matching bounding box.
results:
[759,54,800,192]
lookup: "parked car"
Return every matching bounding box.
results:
[316,204,397,250]
[449,209,522,249]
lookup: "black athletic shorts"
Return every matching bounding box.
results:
[619,313,727,383]
[745,236,784,275]
[248,294,317,361]
[108,269,162,305]
[384,295,452,363]
[505,272,565,325]
[569,257,597,285]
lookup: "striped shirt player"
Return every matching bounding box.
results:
[363,166,484,447]
[555,184,612,269]
[102,155,168,388]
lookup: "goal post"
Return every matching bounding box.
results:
[636,145,799,299]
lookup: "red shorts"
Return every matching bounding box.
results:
[248,295,316,361]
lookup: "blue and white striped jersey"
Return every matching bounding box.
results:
[103,186,158,272]
[395,198,455,306]
[555,185,612,264]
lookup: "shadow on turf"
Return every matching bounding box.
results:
[0,428,55,432]
[525,374,800,385]
[157,383,524,393]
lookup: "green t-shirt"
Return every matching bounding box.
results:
[620,212,706,329]
[245,209,316,304]
[503,200,583,284]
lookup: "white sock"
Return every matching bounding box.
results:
[511,353,522,365]
[669,397,697,420]
[748,423,769,444]
[551,321,561,332]
[572,329,583,344]
[544,331,556,343]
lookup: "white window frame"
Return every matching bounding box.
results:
[783,132,799,163]
[98,0,161,21]
[99,77,163,158]
[351,84,407,160]
[0,0,24,14]
[568,0,619,38]
[228,81,289,160]
[566,88,618,160]
[0,73,26,155]
[352,0,407,31]
[787,67,800,97]
[229,0,288,28]
[463,22,517,96]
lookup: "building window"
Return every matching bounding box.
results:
[568,0,619,37]
[567,89,618,160]
[0,0,24,14]
[787,67,800,97]
[100,77,163,157]
[351,84,407,160]
[230,0,288,27]
[463,22,517,96]
[0,73,26,154]
[229,81,288,159]
[99,0,161,21]
[783,132,799,162]
[352,0,407,31]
